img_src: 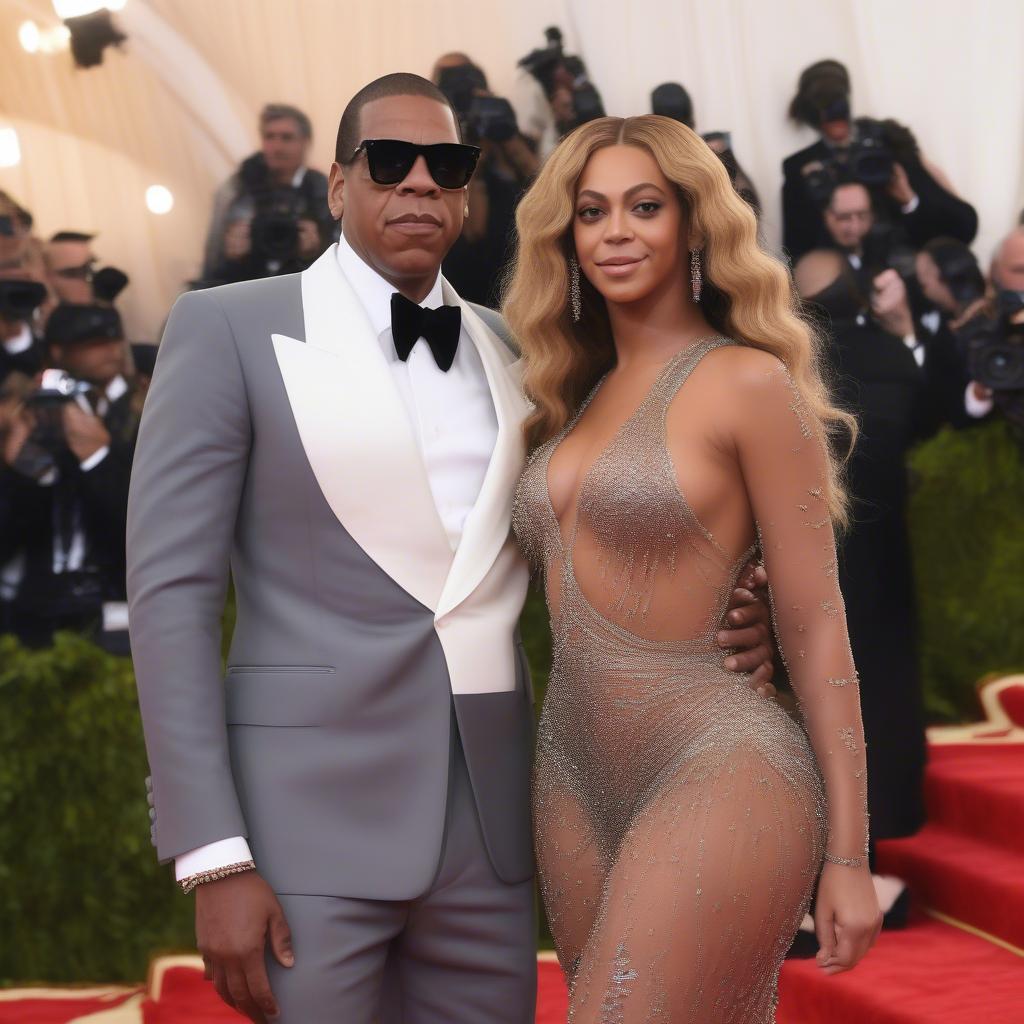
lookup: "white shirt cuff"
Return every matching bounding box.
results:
[79,446,110,471]
[964,383,995,419]
[2,327,34,355]
[175,836,253,881]
[901,194,921,214]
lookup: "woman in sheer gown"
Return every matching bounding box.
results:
[504,116,881,1022]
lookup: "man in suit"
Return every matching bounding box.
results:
[128,73,776,1024]
[2,303,139,647]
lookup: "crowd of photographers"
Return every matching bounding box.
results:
[1,34,1022,665]
[0,205,156,651]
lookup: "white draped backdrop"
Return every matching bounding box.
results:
[2,0,1022,339]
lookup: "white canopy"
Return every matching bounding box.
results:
[2,0,1021,339]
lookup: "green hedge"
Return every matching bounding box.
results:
[0,418,1021,982]
[0,634,193,984]
[908,418,1024,721]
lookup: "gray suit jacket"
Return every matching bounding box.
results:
[127,246,534,899]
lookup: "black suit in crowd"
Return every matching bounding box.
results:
[0,384,140,647]
[819,315,965,839]
[782,134,979,265]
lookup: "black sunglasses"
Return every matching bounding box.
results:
[349,139,481,190]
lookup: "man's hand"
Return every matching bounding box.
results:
[63,403,110,463]
[886,162,917,208]
[196,871,294,1024]
[223,220,252,262]
[296,219,321,260]
[970,381,994,404]
[870,269,915,339]
[719,560,776,698]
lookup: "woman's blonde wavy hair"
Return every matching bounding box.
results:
[501,115,856,525]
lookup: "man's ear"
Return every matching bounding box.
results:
[328,161,345,221]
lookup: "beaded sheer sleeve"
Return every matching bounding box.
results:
[736,356,870,867]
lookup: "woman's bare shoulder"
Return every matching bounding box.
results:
[697,343,790,397]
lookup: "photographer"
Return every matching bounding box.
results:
[782,59,978,264]
[651,82,762,218]
[200,104,335,285]
[0,276,48,387]
[515,27,605,150]
[0,304,141,649]
[916,237,987,328]
[433,55,539,306]
[950,285,1024,431]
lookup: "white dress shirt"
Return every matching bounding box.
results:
[175,235,499,882]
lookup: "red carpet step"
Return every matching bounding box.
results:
[923,744,1024,855]
[877,822,1024,951]
[776,912,1024,1024]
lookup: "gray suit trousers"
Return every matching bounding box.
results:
[266,718,537,1023]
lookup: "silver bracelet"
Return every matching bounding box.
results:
[180,859,256,894]
[823,851,867,869]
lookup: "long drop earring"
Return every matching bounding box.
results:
[569,256,582,322]
[690,248,703,304]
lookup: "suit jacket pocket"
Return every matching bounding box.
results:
[224,668,340,726]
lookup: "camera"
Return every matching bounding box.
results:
[803,119,895,209]
[955,290,1024,393]
[437,65,519,144]
[0,278,47,321]
[237,153,318,269]
[7,370,94,484]
[27,368,93,407]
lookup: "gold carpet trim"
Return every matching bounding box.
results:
[924,906,1024,958]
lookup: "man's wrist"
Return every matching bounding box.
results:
[79,445,110,471]
[900,193,921,214]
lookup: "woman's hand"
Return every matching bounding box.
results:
[814,862,882,974]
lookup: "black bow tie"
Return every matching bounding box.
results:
[390,292,461,372]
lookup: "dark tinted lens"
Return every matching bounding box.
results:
[424,144,479,189]
[365,140,417,185]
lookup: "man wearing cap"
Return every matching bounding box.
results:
[1,302,140,647]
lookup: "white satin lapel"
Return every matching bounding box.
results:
[436,283,531,620]
[271,246,453,611]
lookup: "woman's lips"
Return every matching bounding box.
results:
[596,256,647,277]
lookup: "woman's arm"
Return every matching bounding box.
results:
[728,347,880,970]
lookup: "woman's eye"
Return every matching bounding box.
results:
[635,201,661,214]
[578,206,602,220]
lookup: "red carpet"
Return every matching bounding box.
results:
[777,911,1024,1024]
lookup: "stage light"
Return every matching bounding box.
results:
[145,185,173,215]
[19,21,41,53]
[0,128,22,169]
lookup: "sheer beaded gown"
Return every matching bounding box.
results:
[512,337,869,1022]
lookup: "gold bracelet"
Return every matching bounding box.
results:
[823,851,867,869]
[180,859,256,894]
